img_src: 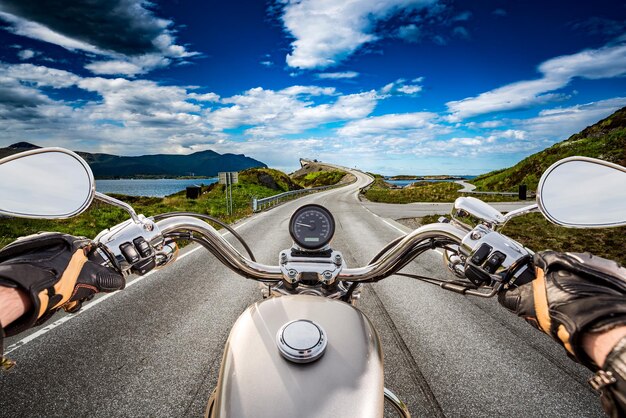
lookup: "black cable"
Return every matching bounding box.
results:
[343,238,459,301]
[343,281,359,302]
[153,212,256,261]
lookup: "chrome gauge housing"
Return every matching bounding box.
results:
[289,204,335,250]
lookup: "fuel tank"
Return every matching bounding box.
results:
[208,295,384,418]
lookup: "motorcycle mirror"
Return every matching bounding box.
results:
[537,156,626,228]
[0,147,95,219]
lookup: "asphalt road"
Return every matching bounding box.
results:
[360,200,531,219]
[1,170,603,417]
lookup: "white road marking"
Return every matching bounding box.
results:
[5,220,249,355]
[380,218,408,234]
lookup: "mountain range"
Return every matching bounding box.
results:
[0,142,266,178]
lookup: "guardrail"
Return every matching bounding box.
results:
[252,184,339,212]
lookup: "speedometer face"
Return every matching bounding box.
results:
[289,204,336,250]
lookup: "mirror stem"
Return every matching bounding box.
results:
[503,204,539,223]
[95,192,142,224]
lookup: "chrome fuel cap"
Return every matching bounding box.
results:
[277,319,327,363]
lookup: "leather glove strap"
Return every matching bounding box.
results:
[589,336,626,418]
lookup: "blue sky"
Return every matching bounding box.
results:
[0,0,625,174]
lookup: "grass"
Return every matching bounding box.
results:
[419,213,626,266]
[364,179,525,203]
[292,170,347,188]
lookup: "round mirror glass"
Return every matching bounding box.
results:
[0,148,95,219]
[538,157,626,228]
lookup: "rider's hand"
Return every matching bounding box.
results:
[498,251,626,370]
[0,232,125,337]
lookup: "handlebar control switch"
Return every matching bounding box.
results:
[465,264,492,286]
[470,243,492,265]
[132,257,156,276]
[133,237,153,258]
[119,242,140,264]
[460,225,532,285]
[484,251,506,274]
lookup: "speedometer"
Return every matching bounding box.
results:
[289,204,335,250]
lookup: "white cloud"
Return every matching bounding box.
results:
[17,49,35,60]
[260,60,274,67]
[498,129,526,140]
[447,42,626,120]
[188,92,221,102]
[440,97,626,159]
[379,77,424,95]
[316,71,360,79]
[77,77,202,126]
[0,62,378,159]
[516,97,626,142]
[450,137,482,146]
[339,112,437,136]
[381,82,395,94]
[278,0,438,69]
[207,86,378,136]
[1,57,624,174]
[84,54,172,76]
[479,120,502,128]
[1,63,80,88]
[278,85,337,96]
[397,84,422,94]
[85,60,144,76]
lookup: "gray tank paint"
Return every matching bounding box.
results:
[210,294,385,418]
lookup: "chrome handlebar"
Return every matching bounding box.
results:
[156,216,283,281]
[154,215,468,284]
[338,223,467,282]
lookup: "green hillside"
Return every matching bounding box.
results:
[290,160,352,187]
[239,167,302,191]
[473,107,626,191]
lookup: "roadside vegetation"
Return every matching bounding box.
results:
[291,170,347,187]
[289,160,352,188]
[416,214,626,266]
[0,166,346,247]
[363,178,522,203]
